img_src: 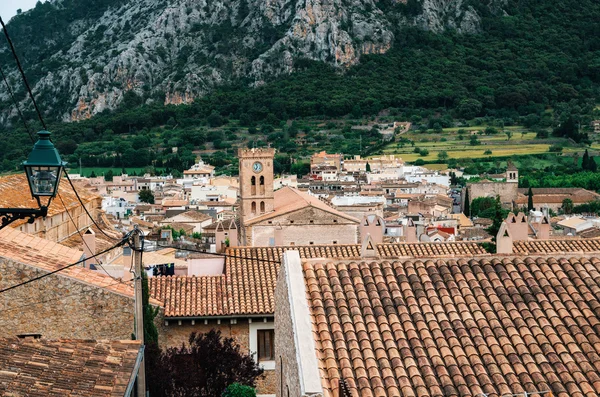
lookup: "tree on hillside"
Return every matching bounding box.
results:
[139,189,155,204]
[438,151,449,161]
[562,198,574,214]
[583,149,590,170]
[146,330,263,397]
[505,130,513,141]
[527,187,534,212]
[590,157,598,172]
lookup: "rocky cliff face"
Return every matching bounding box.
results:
[0,0,503,123]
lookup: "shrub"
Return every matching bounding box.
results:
[223,383,257,397]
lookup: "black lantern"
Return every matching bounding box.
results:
[0,130,66,229]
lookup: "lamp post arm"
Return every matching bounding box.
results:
[0,206,48,230]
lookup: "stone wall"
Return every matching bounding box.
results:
[250,207,358,246]
[161,319,276,395]
[275,251,323,397]
[0,257,134,340]
[466,182,519,209]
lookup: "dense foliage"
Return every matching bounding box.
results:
[146,330,263,397]
[1,0,599,174]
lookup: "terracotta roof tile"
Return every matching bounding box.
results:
[0,228,136,299]
[513,239,600,255]
[0,338,141,396]
[0,174,99,227]
[304,257,600,397]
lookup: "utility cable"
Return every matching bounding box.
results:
[0,61,34,143]
[57,191,127,282]
[0,236,129,294]
[152,243,283,264]
[0,16,47,130]
[64,172,121,241]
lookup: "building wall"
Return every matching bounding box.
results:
[239,148,276,223]
[0,258,134,340]
[249,207,358,246]
[466,182,519,209]
[161,319,276,395]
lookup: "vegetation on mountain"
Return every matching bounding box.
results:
[0,0,598,180]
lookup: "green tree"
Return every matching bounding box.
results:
[527,187,534,212]
[457,99,482,119]
[582,149,590,170]
[222,383,257,397]
[505,130,513,141]
[562,198,574,214]
[463,188,470,217]
[486,196,504,243]
[437,151,449,161]
[366,162,371,172]
[139,189,155,204]
[105,169,114,182]
[207,111,224,127]
[590,157,598,172]
[90,170,97,178]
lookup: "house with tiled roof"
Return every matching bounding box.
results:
[159,209,213,233]
[0,338,143,397]
[514,188,600,213]
[275,249,600,397]
[0,173,102,242]
[0,227,160,340]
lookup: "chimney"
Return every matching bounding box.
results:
[82,228,97,268]
[274,225,284,246]
[359,215,384,244]
[496,221,513,254]
[360,234,378,258]
[537,216,550,240]
[506,212,528,241]
[404,218,417,243]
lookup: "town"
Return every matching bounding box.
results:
[3,139,600,396]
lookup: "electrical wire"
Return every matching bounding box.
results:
[57,191,126,282]
[0,61,34,143]
[0,235,130,294]
[0,16,47,130]
[152,243,283,264]
[64,172,121,241]
[0,279,132,313]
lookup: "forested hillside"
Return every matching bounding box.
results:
[0,0,599,176]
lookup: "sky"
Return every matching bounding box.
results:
[0,0,46,22]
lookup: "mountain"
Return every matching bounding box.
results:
[0,0,504,123]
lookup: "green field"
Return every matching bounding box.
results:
[67,167,155,177]
[382,127,573,162]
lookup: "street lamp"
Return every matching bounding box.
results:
[0,130,66,229]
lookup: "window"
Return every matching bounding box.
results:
[251,201,257,214]
[260,201,265,213]
[309,241,314,245]
[257,329,275,361]
[333,241,338,244]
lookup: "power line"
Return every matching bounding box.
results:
[0,236,129,294]
[57,191,126,282]
[153,243,283,264]
[0,16,47,130]
[0,60,34,143]
[64,172,121,241]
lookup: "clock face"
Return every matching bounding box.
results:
[252,162,263,173]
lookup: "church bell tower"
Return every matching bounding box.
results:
[238,148,275,225]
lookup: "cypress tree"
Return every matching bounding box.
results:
[527,187,534,211]
[463,188,470,217]
[590,156,598,172]
[582,149,590,170]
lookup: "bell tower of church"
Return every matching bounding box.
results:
[238,148,275,225]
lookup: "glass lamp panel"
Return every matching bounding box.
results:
[26,165,61,196]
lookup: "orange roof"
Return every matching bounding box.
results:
[0,228,135,299]
[0,173,99,227]
[0,338,141,396]
[304,257,600,397]
[149,242,487,318]
[513,238,600,254]
[245,187,360,225]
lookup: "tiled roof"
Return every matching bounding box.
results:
[149,275,227,317]
[304,257,600,397]
[0,338,141,396]
[513,238,600,254]
[148,242,488,318]
[378,242,487,258]
[0,228,135,299]
[245,187,360,225]
[0,174,99,227]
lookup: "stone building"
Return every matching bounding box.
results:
[464,167,519,210]
[0,173,101,242]
[0,227,154,340]
[310,151,343,172]
[275,243,600,397]
[239,148,360,246]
